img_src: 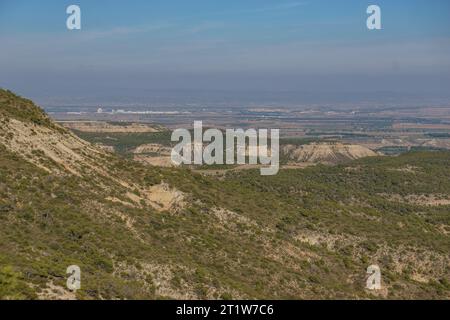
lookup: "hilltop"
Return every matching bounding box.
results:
[0,89,449,299]
[0,89,59,130]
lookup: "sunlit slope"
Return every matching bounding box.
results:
[282,143,378,164]
[0,89,449,299]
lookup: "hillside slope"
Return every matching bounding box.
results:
[0,89,449,299]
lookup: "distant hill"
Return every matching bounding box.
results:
[0,89,449,299]
[282,142,378,164]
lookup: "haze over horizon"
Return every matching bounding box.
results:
[1,0,450,104]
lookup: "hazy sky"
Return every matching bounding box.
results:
[0,0,449,102]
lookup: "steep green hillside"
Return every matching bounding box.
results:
[0,89,449,299]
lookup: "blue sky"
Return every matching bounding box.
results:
[0,0,449,101]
